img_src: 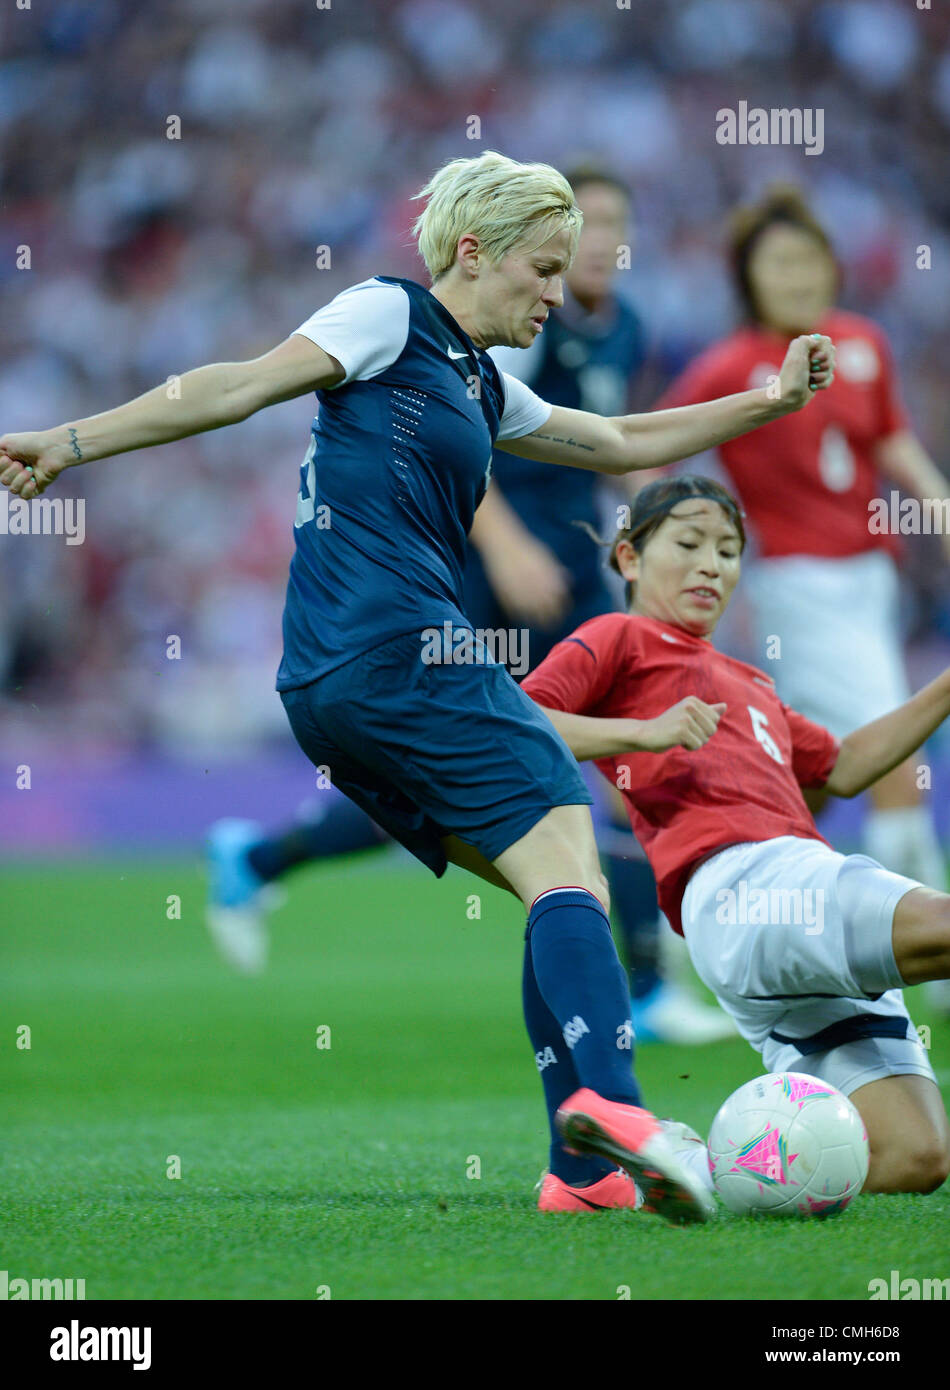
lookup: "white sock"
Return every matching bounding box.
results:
[862,806,947,890]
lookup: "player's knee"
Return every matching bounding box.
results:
[916,1136,950,1193]
[928,894,950,977]
[902,1141,950,1194]
[874,1138,950,1194]
[894,889,950,984]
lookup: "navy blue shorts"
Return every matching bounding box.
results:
[279,629,592,877]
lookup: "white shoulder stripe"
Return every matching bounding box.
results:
[292,278,410,386]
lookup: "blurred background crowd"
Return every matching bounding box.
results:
[1,0,950,765]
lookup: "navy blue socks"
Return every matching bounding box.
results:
[526,886,641,1128]
[522,928,615,1186]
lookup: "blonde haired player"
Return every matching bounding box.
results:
[0,152,834,1218]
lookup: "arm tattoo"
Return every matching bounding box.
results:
[67,427,83,462]
[531,432,595,453]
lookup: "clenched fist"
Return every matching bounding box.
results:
[0,429,74,498]
[777,333,835,412]
[638,696,727,752]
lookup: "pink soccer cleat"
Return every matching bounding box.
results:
[537,1167,643,1213]
[556,1087,716,1225]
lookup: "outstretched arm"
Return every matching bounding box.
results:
[0,333,344,498]
[825,669,950,797]
[497,333,834,475]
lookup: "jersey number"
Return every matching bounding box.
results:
[295,435,317,528]
[748,706,784,764]
[818,425,856,493]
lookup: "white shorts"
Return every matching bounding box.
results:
[742,550,910,737]
[682,836,936,1096]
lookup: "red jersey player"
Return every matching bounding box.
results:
[656,186,950,926]
[521,474,950,1198]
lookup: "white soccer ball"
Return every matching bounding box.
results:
[707,1071,869,1216]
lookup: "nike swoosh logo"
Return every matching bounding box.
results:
[571,1192,612,1210]
[446,347,468,359]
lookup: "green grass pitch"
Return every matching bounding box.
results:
[2,854,948,1301]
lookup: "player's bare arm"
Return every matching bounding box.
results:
[0,333,344,499]
[825,667,950,797]
[497,334,835,475]
[537,697,727,760]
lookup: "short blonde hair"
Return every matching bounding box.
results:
[411,150,583,281]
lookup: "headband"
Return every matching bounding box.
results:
[622,487,746,539]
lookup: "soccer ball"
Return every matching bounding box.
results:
[707,1071,869,1217]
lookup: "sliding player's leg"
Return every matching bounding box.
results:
[645,1067,950,1199]
[848,1074,950,1193]
[680,835,950,1195]
[890,884,950,984]
[757,1010,949,1194]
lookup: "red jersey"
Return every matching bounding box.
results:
[521,613,840,935]
[657,310,908,559]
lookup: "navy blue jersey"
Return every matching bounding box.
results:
[276,276,553,691]
[487,289,644,576]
